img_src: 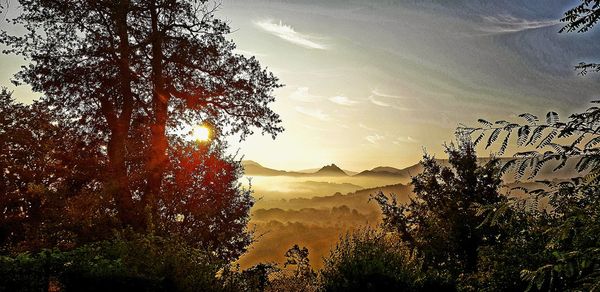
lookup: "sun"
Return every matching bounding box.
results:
[191,125,210,142]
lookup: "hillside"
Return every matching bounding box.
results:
[313,164,348,176]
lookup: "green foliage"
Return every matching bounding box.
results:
[267,245,318,292]
[319,228,450,291]
[0,233,224,291]
[559,0,600,74]
[466,199,552,291]
[458,101,600,182]
[374,142,504,276]
[462,106,600,290]
[519,182,600,291]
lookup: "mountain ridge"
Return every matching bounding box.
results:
[243,157,583,182]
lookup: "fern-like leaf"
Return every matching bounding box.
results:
[575,156,591,172]
[527,126,547,146]
[473,131,486,146]
[585,136,600,149]
[517,125,530,146]
[500,159,517,175]
[519,113,539,125]
[546,111,559,125]
[478,119,493,127]
[498,131,511,156]
[530,157,550,179]
[537,129,558,149]
[516,159,530,180]
[486,128,501,149]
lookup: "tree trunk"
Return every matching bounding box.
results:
[107,123,137,228]
[143,0,169,230]
[104,0,138,229]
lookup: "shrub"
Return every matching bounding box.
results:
[319,228,449,291]
[0,233,223,291]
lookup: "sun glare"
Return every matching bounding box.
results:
[192,125,210,142]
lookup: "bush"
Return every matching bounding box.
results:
[319,228,451,291]
[0,233,223,291]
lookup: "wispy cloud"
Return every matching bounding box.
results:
[359,123,377,131]
[290,87,320,102]
[480,15,558,34]
[393,136,419,144]
[371,89,404,99]
[329,95,358,106]
[295,106,330,121]
[368,90,413,111]
[254,19,327,50]
[365,134,384,144]
[368,95,391,107]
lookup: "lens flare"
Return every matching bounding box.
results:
[191,125,210,142]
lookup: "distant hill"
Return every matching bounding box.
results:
[243,161,352,177]
[241,160,305,176]
[354,164,421,180]
[313,164,348,176]
[299,167,358,175]
[355,166,407,178]
[244,156,583,182]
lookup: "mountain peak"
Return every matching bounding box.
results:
[315,163,348,176]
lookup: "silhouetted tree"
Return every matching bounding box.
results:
[283,245,314,278]
[460,102,600,290]
[456,5,600,284]
[374,142,504,276]
[266,245,318,292]
[1,89,255,263]
[560,0,600,74]
[159,138,254,262]
[0,89,114,252]
[1,0,282,230]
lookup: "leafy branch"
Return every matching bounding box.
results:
[457,101,600,182]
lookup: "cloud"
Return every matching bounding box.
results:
[368,95,391,107]
[368,95,412,111]
[371,89,404,99]
[295,106,330,121]
[359,123,376,131]
[290,87,320,102]
[329,95,358,106]
[254,19,327,50]
[393,136,419,144]
[480,15,558,34]
[365,134,384,144]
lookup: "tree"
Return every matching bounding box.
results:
[267,245,318,292]
[373,142,504,276]
[454,2,600,286]
[459,105,600,290]
[158,138,254,262]
[0,88,256,263]
[1,0,282,230]
[0,88,114,252]
[560,0,600,74]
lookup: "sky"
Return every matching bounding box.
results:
[2,0,600,171]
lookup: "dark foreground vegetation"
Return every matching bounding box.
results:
[1,0,600,291]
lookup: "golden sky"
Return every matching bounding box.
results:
[2,0,600,171]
